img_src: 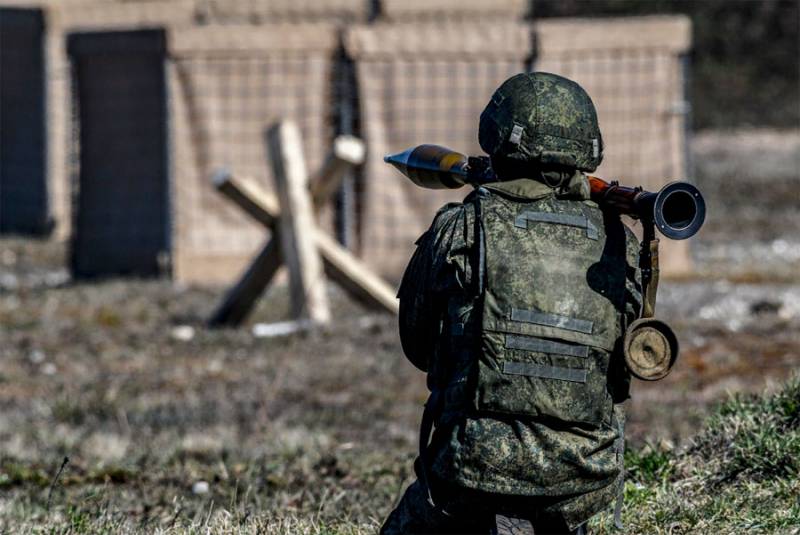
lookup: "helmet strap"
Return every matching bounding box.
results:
[540,170,567,188]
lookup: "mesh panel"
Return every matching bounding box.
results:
[535,16,692,272]
[378,0,529,21]
[195,0,368,24]
[345,22,533,280]
[168,25,337,283]
[535,16,691,189]
[46,1,195,240]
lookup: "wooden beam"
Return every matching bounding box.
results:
[209,170,282,327]
[209,131,395,326]
[207,238,283,327]
[213,170,398,316]
[212,169,280,227]
[316,231,399,314]
[252,319,314,338]
[267,121,331,324]
[310,135,365,208]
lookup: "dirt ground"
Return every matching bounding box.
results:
[0,129,798,531]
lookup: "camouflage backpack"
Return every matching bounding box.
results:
[433,187,629,429]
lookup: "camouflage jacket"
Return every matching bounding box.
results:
[398,171,642,528]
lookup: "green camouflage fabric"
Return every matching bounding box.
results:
[393,171,641,531]
[479,72,604,172]
[381,475,585,534]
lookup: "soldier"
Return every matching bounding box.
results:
[381,72,642,535]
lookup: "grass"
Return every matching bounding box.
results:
[591,375,800,534]
[1,238,799,533]
[3,377,799,534]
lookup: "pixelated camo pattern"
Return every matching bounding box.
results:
[478,72,604,172]
[475,186,627,426]
[397,174,642,527]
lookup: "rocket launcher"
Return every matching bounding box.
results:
[385,144,708,382]
[384,144,705,241]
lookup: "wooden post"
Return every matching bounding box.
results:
[207,238,283,326]
[267,121,331,324]
[316,231,398,314]
[208,128,395,327]
[310,135,365,209]
[210,171,399,317]
[212,169,279,227]
[207,170,284,327]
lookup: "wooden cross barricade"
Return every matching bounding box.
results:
[208,120,399,328]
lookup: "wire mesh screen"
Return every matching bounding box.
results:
[0,7,49,235]
[377,0,529,22]
[345,22,533,280]
[68,29,169,277]
[194,0,368,24]
[168,25,338,283]
[46,0,195,240]
[535,16,692,272]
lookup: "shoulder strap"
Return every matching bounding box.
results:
[471,187,489,296]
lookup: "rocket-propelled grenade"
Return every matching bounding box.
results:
[383,145,470,189]
[384,144,706,240]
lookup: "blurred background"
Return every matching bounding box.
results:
[0,0,798,532]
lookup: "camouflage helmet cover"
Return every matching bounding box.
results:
[479,72,604,172]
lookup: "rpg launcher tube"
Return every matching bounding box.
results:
[385,144,706,240]
[587,177,705,240]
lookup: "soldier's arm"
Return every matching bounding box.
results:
[397,202,474,372]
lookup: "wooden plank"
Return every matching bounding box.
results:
[310,135,365,208]
[207,238,283,326]
[267,121,331,324]
[212,169,280,227]
[252,319,314,338]
[209,170,282,326]
[316,231,399,315]
[214,170,398,316]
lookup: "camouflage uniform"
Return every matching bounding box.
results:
[382,73,642,534]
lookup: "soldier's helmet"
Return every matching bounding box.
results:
[479,72,603,172]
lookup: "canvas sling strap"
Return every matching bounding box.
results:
[640,219,660,319]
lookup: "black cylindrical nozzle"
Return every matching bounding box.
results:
[636,181,706,240]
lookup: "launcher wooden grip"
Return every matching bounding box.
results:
[587,176,644,216]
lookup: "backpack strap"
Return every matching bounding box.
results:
[472,187,489,296]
